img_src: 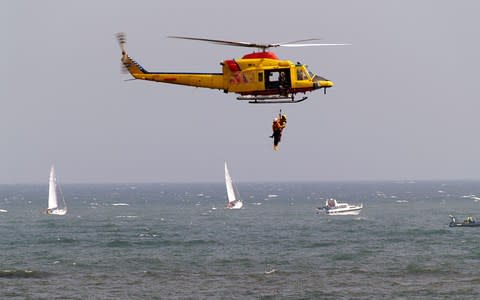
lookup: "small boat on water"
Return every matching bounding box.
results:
[317,198,362,215]
[449,215,480,227]
[224,161,243,209]
[46,165,67,216]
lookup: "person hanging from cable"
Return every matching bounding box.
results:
[270,110,287,151]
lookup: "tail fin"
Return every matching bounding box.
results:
[116,33,148,76]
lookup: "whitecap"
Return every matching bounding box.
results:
[112,203,129,206]
[461,195,480,201]
[0,209,7,213]
[267,194,278,198]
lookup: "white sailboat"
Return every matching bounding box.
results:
[47,165,67,215]
[224,161,243,209]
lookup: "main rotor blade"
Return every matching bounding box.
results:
[279,38,323,45]
[168,36,351,49]
[168,36,273,50]
[280,43,352,47]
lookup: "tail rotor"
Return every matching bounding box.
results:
[116,32,127,55]
[116,32,129,74]
[114,32,146,77]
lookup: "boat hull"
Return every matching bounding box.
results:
[449,222,480,227]
[226,200,243,209]
[326,208,362,216]
[47,209,67,216]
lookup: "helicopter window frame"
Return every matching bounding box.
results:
[296,66,309,81]
[264,68,291,90]
[301,66,316,80]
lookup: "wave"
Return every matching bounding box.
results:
[462,195,480,201]
[304,241,336,249]
[36,237,78,245]
[106,239,132,247]
[405,263,450,275]
[158,239,219,247]
[0,269,52,279]
[331,252,357,261]
[406,228,450,236]
[264,268,276,275]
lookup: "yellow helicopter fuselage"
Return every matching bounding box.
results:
[121,51,333,99]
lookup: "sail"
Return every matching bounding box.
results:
[48,166,58,210]
[224,162,236,203]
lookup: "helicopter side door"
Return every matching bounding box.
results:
[265,68,291,91]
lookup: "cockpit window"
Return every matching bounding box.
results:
[296,66,309,80]
[303,65,328,82]
[304,66,315,79]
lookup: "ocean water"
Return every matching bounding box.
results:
[1,181,480,299]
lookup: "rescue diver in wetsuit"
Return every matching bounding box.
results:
[271,114,287,151]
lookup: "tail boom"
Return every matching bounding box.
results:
[121,54,223,89]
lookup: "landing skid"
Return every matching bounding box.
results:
[236,95,308,104]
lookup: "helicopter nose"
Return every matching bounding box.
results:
[318,80,334,88]
[311,74,334,89]
[313,79,334,89]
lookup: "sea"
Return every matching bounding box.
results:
[1,181,480,299]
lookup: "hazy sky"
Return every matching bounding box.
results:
[3,0,480,183]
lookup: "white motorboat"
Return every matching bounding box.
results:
[318,198,362,215]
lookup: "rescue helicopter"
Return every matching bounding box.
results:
[116,33,349,104]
